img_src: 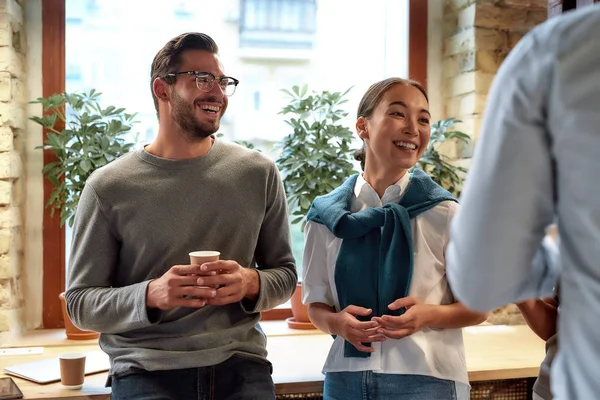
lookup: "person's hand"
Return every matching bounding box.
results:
[372,297,434,339]
[331,305,386,353]
[194,260,260,306]
[146,265,218,310]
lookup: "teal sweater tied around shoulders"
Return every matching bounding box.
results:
[306,169,457,358]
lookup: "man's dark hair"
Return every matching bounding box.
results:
[150,33,219,118]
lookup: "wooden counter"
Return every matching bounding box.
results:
[0,324,545,399]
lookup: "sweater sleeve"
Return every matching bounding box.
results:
[65,181,161,334]
[240,162,298,313]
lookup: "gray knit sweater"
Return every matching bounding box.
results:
[65,139,297,378]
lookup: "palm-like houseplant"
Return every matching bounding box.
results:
[276,85,357,231]
[30,90,139,339]
[30,89,138,227]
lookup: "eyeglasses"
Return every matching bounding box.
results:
[163,71,240,96]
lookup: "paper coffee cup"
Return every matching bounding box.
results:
[189,251,220,265]
[59,352,86,390]
[188,251,220,292]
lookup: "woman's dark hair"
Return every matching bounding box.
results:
[354,78,429,171]
[150,32,219,118]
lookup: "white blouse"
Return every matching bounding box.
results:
[302,173,469,388]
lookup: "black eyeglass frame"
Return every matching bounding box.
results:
[163,71,240,96]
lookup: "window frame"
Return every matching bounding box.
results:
[42,0,67,329]
[41,0,428,326]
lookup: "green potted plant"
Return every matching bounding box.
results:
[275,85,357,329]
[30,89,139,339]
[412,117,470,197]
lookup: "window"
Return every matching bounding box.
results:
[44,0,423,326]
[174,1,194,18]
[240,0,317,49]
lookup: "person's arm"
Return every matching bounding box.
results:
[372,297,487,339]
[239,162,297,313]
[517,297,558,341]
[425,302,487,328]
[303,221,383,352]
[65,181,161,334]
[302,220,338,334]
[446,26,558,312]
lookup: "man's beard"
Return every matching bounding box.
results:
[171,89,220,141]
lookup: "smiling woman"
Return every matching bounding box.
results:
[39,0,424,328]
[301,77,485,400]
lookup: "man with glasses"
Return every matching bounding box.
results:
[64,32,297,399]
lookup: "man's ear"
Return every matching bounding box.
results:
[153,78,170,102]
[356,117,369,139]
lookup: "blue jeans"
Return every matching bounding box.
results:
[110,355,275,400]
[324,371,460,400]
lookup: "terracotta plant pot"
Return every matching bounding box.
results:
[58,292,100,340]
[286,283,316,330]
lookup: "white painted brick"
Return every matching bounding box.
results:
[498,0,548,10]
[0,47,22,78]
[0,22,11,47]
[0,282,9,307]
[451,92,489,117]
[459,115,483,142]
[457,3,476,28]
[0,251,18,280]
[11,179,21,206]
[442,56,460,80]
[0,126,13,152]
[443,14,459,38]
[447,72,475,97]
[0,102,24,128]
[0,180,10,205]
[446,93,485,118]
[445,30,473,57]
[0,71,11,101]
[0,151,21,179]
[0,307,23,333]
[446,0,477,12]
[11,78,22,102]
[455,50,505,75]
[11,226,20,253]
[0,229,10,254]
[0,0,23,26]
[445,27,507,57]
[0,206,19,228]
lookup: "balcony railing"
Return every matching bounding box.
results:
[240,0,317,49]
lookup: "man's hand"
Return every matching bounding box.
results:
[195,261,260,306]
[146,265,218,310]
[331,305,386,353]
[371,296,435,340]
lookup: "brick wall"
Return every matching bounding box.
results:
[442,0,546,158]
[0,0,26,332]
[440,0,547,324]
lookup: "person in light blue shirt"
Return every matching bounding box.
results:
[446,5,600,400]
